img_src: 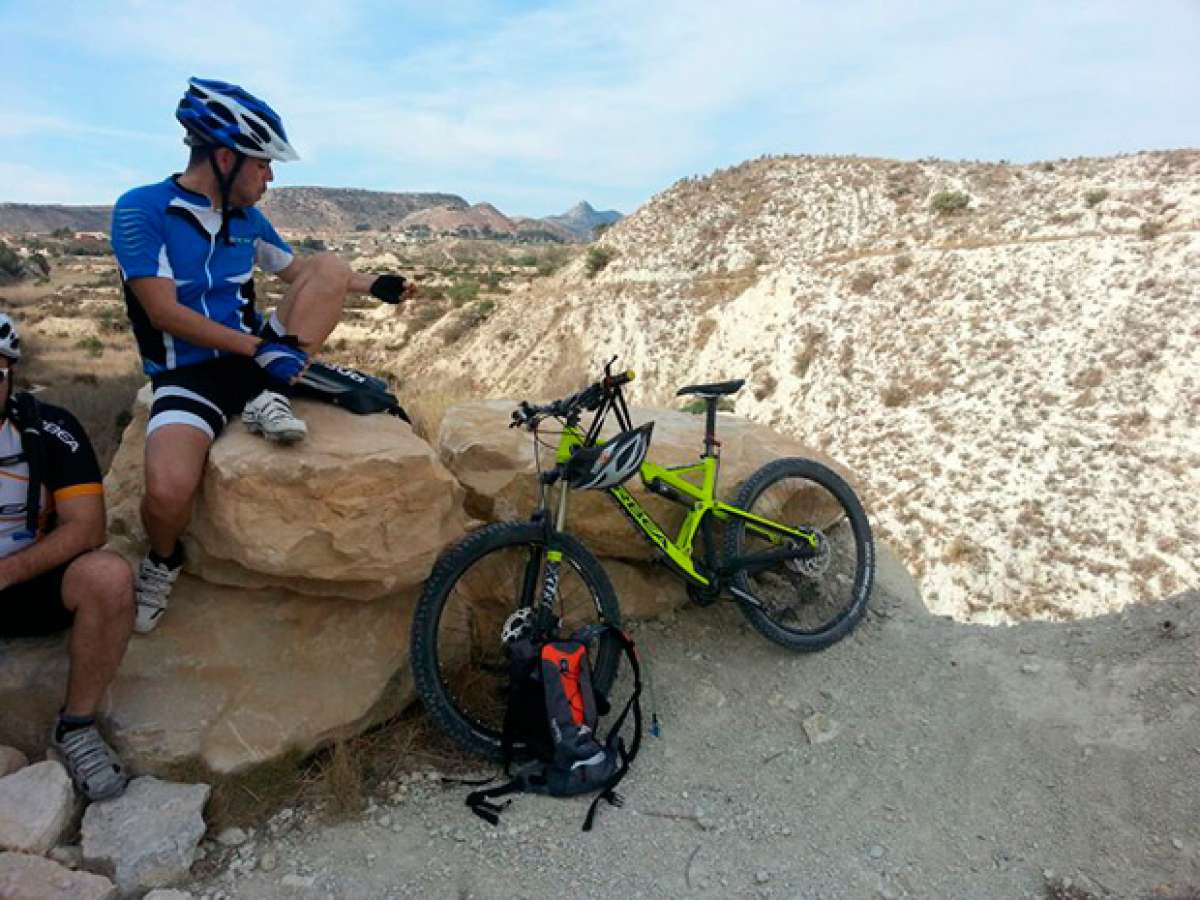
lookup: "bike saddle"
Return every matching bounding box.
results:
[675,379,745,398]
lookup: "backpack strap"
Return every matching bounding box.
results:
[578,626,643,832]
[8,392,45,537]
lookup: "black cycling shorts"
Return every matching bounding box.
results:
[147,356,272,441]
[0,562,73,637]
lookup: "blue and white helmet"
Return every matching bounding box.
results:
[176,77,299,162]
[0,313,21,361]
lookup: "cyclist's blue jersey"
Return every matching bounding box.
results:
[111,176,294,374]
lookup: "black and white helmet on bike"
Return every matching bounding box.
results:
[0,313,21,361]
[564,423,653,491]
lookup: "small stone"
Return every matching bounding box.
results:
[1020,663,1041,675]
[755,870,771,884]
[781,826,793,836]
[259,851,278,872]
[802,712,841,745]
[281,873,317,889]
[0,852,116,899]
[1172,838,1184,850]
[378,815,392,828]
[216,826,248,847]
[0,760,75,854]
[868,844,885,860]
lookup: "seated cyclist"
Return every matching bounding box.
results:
[0,313,134,801]
[112,77,415,633]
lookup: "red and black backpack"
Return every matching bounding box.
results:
[466,624,643,831]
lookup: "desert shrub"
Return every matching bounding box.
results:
[447,278,479,306]
[753,374,778,401]
[514,253,538,267]
[585,246,614,278]
[353,223,371,231]
[681,397,735,414]
[0,244,24,278]
[298,236,326,253]
[75,336,104,358]
[849,270,880,295]
[1138,220,1163,240]
[930,191,970,214]
[1083,189,1108,207]
[51,227,74,239]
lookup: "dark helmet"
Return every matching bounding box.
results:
[176,77,299,162]
[564,423,653,491]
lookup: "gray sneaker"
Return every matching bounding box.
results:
[242,390,307,443]
[134,555,181,634]
[50,722,128,802]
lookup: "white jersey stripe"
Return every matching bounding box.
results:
[146,410,216,440]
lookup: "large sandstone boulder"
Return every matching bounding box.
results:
[106,389,469,600]
[438,400,854,562]
[1,577,416,774]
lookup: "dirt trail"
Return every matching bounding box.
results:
[192,554,1199,899]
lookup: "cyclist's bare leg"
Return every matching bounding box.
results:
[61,550,134,717]
[141,424,211,558]
[274,252,359,353]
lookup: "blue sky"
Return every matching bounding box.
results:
[2,0,1197,218]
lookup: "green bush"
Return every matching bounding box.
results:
[514,253,538,267]
[447,279,479,307]
[0,244,21,278]
[75,336,105,358]
[51,227,74,239]
[1084,189,1108,208]
[930,191,970,215]
[298,236,326,253]
[680,397,734,414]
[585,246,614,278]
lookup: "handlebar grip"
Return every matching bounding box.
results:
[605,370,635,388]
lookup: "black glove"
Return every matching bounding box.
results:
[369,274,408,304]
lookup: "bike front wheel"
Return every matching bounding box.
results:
[410,521,622,759]
[724,458,874,651]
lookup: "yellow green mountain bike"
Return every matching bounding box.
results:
[411,359,874,758]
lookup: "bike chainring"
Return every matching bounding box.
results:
[500,607,536,645]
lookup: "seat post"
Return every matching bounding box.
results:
[703,397,719,458]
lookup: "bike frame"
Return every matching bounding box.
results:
[548,400,819,591]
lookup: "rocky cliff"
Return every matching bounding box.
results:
[367,150,1200,623]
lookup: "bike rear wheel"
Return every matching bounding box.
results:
[410,521,622,759]
[724,458,874,651]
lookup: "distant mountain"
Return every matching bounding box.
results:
[0,189,618,241]
[398,203,577,243]
[259,187,467,233]
[0,203,111,234]
[543,201,624,240]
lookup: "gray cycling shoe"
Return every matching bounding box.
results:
[50,722,128,802]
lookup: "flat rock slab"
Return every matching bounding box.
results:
[82,776,210,897]
[0,761,75,854]
[0,851,116,900]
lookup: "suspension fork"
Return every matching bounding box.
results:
[524,480,570,637]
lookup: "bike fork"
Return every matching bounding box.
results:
[531,482,571,635]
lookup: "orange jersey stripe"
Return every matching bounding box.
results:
[53,483,104,502]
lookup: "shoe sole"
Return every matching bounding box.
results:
[243,420,307,444]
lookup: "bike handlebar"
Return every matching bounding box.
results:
[510,369,636,429]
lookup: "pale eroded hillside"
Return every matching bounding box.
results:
[346,151,1200,622]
